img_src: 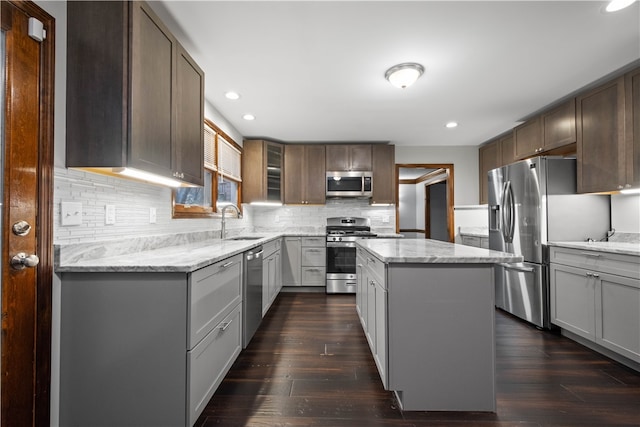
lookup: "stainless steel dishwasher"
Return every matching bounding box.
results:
[243,246,263,348]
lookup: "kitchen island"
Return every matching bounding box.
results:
[355,238,522,412]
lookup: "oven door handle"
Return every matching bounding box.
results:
[326,241,356,248]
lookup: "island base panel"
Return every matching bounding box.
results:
[388,264,496,412]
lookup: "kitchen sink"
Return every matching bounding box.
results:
[227,236,264,241]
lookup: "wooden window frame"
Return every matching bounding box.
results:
[172,119,243,218]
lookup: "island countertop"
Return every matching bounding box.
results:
[355,238,523,264]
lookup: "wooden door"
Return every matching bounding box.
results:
[1,1,54,425]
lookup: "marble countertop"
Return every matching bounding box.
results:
[55,230,398,273]
[548,241,640,257]
[356,238,523,264]
[55,233,286,273]
[458,227,489,238]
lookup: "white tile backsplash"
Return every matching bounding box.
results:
[53,167,396,243]
[53,167,248,243]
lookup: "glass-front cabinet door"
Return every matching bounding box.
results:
[266,142,282,202]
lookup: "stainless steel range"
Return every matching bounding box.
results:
[326,217,377,294]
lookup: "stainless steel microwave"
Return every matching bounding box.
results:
[326,171,373,198]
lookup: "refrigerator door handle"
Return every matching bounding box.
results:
[500,181,508,242]
[500,263,535,273]
[502,181,514,243]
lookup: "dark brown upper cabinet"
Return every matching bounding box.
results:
[371,144,396,205]
[478,138,502,204]
[242,139,284,204]
[514,117,543,160]
[576,76,626,193]
[625,68,640,189]
[66,1,204,186]
[542,99,576,152]
[284,145,326,205]
[513,99,577,161]
[326,144,372,171]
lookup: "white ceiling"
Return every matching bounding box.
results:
[150,1,640,147]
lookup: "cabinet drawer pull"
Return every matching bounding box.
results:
[586,272,600,278]
[580,252,601,258]
[221,261,234,269]
[219,320,233,331]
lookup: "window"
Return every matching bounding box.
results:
[172,119,242,218]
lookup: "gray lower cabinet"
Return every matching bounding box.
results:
[460,235,489,249]
[282,236,326,287]
[357,249,388,387]
[550,246,640,364]
[262,238,282,315]
[356,247,496,412]
[60,254,243,426]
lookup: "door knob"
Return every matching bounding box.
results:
[11,253,40,270]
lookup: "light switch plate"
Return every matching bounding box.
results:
[105,205,116,225]
[149,207,157,224]
[61,202,83,226]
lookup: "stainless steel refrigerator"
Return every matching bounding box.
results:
[488,157,610,328]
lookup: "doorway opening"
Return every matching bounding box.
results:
[396,164,454,242]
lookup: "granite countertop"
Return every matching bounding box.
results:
[548,241,640,257]
[356,238,523,264]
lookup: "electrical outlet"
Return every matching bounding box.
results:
[382,216,390,223]
[105,205,116,225]
[61,202,83,226]
[149,207,157,224]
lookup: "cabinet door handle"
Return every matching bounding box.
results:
[219,319,233,331]
[592,273,600,278]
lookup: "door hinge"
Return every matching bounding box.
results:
[28,17,46,42]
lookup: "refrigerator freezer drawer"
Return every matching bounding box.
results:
[501,262,548,328]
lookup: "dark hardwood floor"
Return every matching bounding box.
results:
[195,293,640,427]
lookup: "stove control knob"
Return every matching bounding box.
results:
[339,237,342,241]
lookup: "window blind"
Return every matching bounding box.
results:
[217,134,242,181]
[204,123,217,171]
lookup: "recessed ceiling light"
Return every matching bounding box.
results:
[445,122,458,129]
[606,0,636,12]
[242,114,255,121]
[225,91,240,100]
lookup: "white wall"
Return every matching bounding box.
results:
[398,184,417,230]
[395,145,479,206]
[611,193,640,234]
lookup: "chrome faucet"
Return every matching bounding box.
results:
[220,204,242,239]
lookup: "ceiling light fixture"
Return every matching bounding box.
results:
[445,122,458,129]
[242,114,255,121]
[225,91,240,100]
[385,62,425,89]
[606,0,636,12]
